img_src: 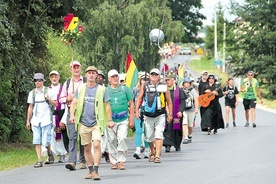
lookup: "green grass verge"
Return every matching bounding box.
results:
[0,143,37,172]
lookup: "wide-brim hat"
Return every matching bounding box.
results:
[33,73,46,81]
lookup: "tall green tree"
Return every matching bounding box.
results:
[167,0,206,43]
[0,0,75,143]
[75,0,185,73]
[229,0,276,99]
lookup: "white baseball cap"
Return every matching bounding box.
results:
[150,68,160,75]
[69,61,81,68]
[49,70,59,76]
[108,69,119,77]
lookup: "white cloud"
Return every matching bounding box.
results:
[200,0,244,26]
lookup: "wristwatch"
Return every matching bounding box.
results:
[168,113,173,116]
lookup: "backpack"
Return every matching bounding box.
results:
[143,83,165,117]
[32,87,53,111]
[183,88,194,110]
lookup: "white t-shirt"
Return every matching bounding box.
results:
[27,86,56,127]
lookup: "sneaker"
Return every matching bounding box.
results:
[111,164,118,170]
[183,139,189,144]
[118,162,125,170]
[233,122,236,127]
[65,163,76,171]
[140,146,145,153]
[133,153,141,159]
[188,136,192,143]
[58,155,65,163]
[245,123,249,127]
[144,151,149,159]
[34,161,43,168]
[45,153,54,164]
[102,151,110,163]
[252,123,257,128]
[165,146,171,152]
[213,129,217,134]
[226,123,229,128]
[79,162,87,169]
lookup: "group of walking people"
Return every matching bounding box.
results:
[26,62,263,180]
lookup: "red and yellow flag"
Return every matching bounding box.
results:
[125,53,139,90]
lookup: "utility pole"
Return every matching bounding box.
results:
[223,22,226,72]
[214,9,218,60]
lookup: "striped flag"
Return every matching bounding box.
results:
[177,63,185,86]
[125,53,139,90]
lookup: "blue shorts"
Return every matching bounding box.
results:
[32,123,52,147]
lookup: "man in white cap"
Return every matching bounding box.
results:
[135,68,173,163]
[106,69,134,170]
[59,61,87,170]
[26,73,57,168]
[48,71,67,163]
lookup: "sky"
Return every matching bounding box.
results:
[199,0,244,26]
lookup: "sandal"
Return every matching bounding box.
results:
[149,154,155,162]
[154,157,161,163]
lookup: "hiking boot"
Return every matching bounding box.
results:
[91,171,101,180]
[252,123,257,128]
[85,171,101,180]
[111,164,118,170]
[233,122,236,127]
[58,155,65,163]
[133,153,141,159]
[34,161,43,168]
[45,153,54,164]
[79,162,87,169]
[118,162,125,170]
[188,135,192,143]
[244,123,249,127]
[226,123,229,128]
[102,151,110,163]
[65,163,76,171]
[183,139,189,144]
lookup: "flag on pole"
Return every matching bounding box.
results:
[177,63,185,86]
[125,53,139,90]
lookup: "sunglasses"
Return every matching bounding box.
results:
[150,73,159,76]
[34,79,43,82]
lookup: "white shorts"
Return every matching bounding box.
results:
[144,114,165,142]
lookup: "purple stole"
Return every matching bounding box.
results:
[51,84,63,140]
[173,86,181,130]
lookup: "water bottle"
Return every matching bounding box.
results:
[156,96,161,111]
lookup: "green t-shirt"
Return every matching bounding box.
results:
[242,78,259,99]
[107,85,133,122]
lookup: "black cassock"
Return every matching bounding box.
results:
[200,83,225,131]
[163,86,186,150]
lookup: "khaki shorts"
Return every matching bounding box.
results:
[182,110,195,127]
[79,123,101,145]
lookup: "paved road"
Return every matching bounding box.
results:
[1,104,275,184]
[1,56,276,184]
